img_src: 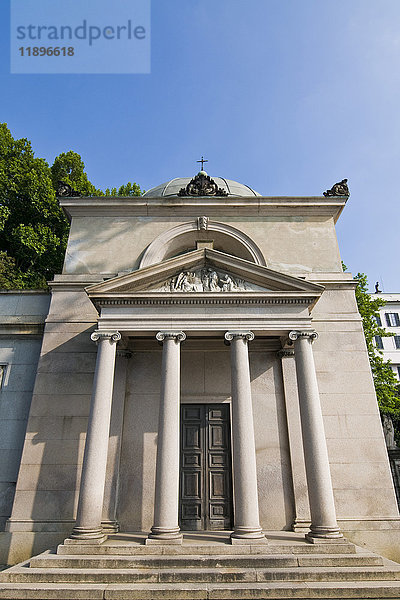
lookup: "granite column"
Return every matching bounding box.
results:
[69,330,121,544]
[147,331,186,544]
[289,330,343,542]
[225,331,265,543]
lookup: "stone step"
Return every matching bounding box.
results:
[56,541,357,556]
[2,565,400,585]
[29,552,384,570]
[2,580,400,599]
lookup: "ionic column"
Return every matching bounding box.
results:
[289,330,343,542]
[147,331,186,544]
[225,331,265,544]
[69,330,121,544]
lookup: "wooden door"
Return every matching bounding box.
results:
[180,404,233,530]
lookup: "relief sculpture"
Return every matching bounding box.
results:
[158,268,248,292]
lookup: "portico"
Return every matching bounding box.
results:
[61,244,343,547]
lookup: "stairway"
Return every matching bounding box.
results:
[1,532,400,599]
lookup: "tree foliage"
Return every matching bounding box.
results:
[104,182,142,197]
[0,123,142,289]
[352,270,400,441]
[51,151,103,197]
[0,123,69,288]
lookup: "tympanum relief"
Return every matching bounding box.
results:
[153,268,266,292]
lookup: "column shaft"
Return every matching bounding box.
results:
[102,350,131,533]
[289,331,343,541]
[278,349,311,532]
[225,331,265,543]
[147,331,186,544]
[69,330,120,544]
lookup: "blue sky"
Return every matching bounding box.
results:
[1,0,399,291]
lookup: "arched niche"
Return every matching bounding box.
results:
[140,220,266,268]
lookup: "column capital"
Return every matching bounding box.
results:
[288,330,318,343]
[277,348,295,358]
[91,330,121,344]
[225,331,255,343]
[156,331,186,343]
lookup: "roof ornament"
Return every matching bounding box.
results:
[197,156,208,171]
[178,171,228,197]
[323,178,349,197]
[56,180,82,197]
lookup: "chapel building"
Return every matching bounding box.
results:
[0,171,399,567]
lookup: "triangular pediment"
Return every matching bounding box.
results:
[86,249,324,297]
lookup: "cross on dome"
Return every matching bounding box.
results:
[197,156,208,171]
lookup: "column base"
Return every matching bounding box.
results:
[101,520,120,534]
[146,526,183,545]
[66,526,107,545]
[306,526,345,544]
[292,519,312,533]
[231,527,267,544]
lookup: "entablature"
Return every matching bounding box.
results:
[60,195,347,223]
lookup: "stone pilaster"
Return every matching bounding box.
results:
[289,330,343,542]
[147,331,186,544]
[225,331,266,544]
[68,330,121,544]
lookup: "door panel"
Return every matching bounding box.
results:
[180,404,233,530]
[180,406,203,530]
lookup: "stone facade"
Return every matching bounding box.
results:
[0,180,399,566]
[0,292,50,537]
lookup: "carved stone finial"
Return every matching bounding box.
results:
[197,216,209,231]
[323,179,349,197]
[56,180,82,197]
[178,172,228,197]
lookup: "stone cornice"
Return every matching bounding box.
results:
[0,323,45,336]
[0,316,47,336]
[49,274,107,292]
[90,292,319,311]
[60,196,347,223]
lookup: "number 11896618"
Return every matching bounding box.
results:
[18,47,75,56]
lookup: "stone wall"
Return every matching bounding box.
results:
[0,292,50,533]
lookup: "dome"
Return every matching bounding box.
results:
[143,173,261,198]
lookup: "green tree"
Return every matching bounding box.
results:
[104,181,142,196]
[0,123,69,288]
[353,270,400,442]
[0,124,143,289]
[0,251,24,289]
[51,151,103,197]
